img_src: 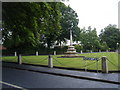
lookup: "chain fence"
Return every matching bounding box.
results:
[21,56,48,65]
[52,56,101,72]
[106,58,120,69]
[2,51,119,72]
[2,56,17,62]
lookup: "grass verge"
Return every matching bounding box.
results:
[2,52,119,71]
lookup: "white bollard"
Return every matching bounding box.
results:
[18,54,22,64]
[91,50,92,53]
[15,52,17,56]
[48,55,53,68]
[54,51,56,55]
[36,51,38,56]
[81,50,83,54]
[101,56,108,73]
[99,50,101,52]
[106,50,108,52]
[116,49,118,52]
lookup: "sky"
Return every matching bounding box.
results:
[63,0,120,35]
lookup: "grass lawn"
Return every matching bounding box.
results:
[2,52,119,71]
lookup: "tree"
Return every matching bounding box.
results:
[75,44,83,52]
[79,26,100,51]
[2,2,62,53]
[99,24,120,50]
[100,41,109,51]
[56,3,80,46]
[2,2,40,53]
[39,2,61,48]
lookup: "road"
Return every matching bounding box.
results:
[2,67,119,89]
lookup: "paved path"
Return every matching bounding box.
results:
[3,62,119,82]
[2,67,119,88]
[2,62,120,88]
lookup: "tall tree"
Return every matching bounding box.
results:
[2,2,40,53]
[99,24,120,50]
[39,2,61,48]
[79,26,100,51]
[56,3,80,46]
[2,2,61,53]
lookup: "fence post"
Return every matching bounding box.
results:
[15,52,17,56]
[18,54,22,64]
[48,55,53,68]
[99,50,101,53]
[106,50,108,52]
[90,50,92,53]
[81,50,83,54]
[36,51,38,56]
[101,56,108,73]
[54,51,56,55]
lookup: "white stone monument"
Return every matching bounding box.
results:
[62,30,81,58]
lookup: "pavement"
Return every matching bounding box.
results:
[2,67,119,88]
[2,61,120,85]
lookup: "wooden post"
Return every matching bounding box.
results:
[48,55,53,68]
[101,56,108,73]
[18,54,22,64]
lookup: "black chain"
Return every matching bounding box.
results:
[53,57,72,67]
[84,60,99,67]
[2,56,17,61]
[52,57,99,69]
[106,58,120,68]
[21,56,48,64]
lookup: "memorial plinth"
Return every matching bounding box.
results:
[65,46,77,56]
[60,30,82,58]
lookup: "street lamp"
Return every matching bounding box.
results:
[117,42,119,47]
[116,43,119,52]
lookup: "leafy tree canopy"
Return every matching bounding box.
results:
[99,24,120,50]
[56,3,80,45]
[2,2,61,53]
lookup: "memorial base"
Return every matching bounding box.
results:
[59,46,84,58]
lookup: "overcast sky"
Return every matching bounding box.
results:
[63,0,119,34]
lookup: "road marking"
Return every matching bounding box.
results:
[0,81,28,90]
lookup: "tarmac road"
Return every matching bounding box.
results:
[2,67,119,89]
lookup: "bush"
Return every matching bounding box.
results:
[75,45,83,52]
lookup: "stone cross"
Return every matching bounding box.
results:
[70,30,73,46]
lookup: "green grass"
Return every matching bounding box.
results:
[2,52,119,71]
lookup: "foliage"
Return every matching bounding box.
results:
[79,26,100,51]
[100,41,109,51]
[75,44,83,52]
[39,2,61,48]
[2,2,62,53]
[2,2,119,53]
[2,52,119,71]
[56,3,80,45]
[2,2,40,53]
[99,24,120,50]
